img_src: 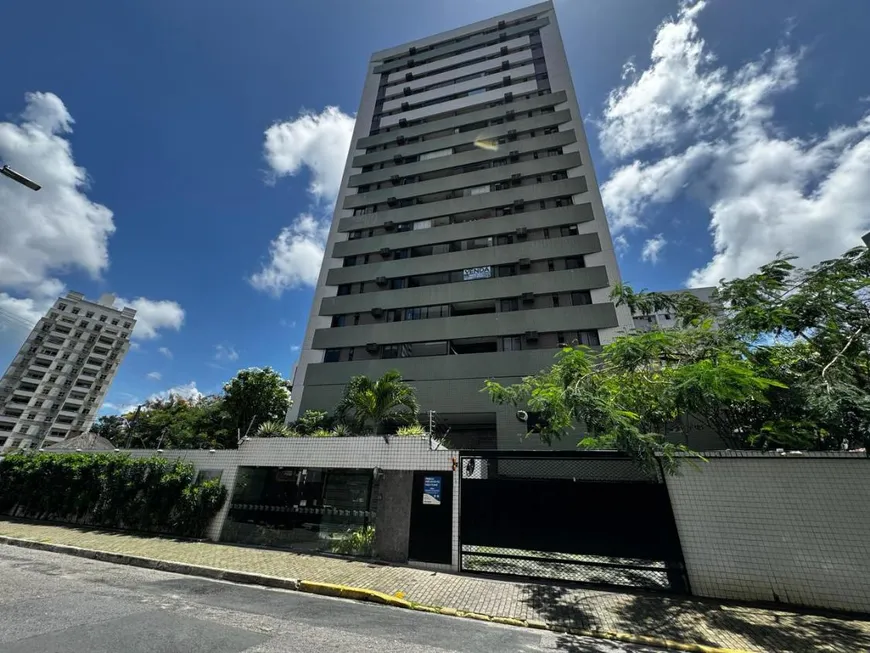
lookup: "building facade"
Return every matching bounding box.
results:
[632,287,717,331]
[289,1,633,448]
[0,292,136,451]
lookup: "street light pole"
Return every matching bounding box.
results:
[1,164,41,191]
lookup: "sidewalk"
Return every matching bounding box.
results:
[0,519,867,653]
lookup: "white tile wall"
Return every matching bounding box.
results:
[118,437,457,551]
[667,455,870,613]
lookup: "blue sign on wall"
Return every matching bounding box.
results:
[423,476,442,505]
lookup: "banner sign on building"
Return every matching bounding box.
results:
[463,266,492,281]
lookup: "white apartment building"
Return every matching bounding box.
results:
[288,1,634,448]
[0,292,136,451]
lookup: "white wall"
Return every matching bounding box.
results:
[667,454,870,613]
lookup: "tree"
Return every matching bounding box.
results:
[334,370,420,435]
[91,415,127,446]
[222,367,292,435]
[484,244,870,470]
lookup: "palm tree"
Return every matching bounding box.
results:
[335,370,420,435]
[255,420,295,438]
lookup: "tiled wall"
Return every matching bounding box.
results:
[667,454,870,613]
[122,437,455,549]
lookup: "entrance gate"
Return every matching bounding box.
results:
[459,451,689,593]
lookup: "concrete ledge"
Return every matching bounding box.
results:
[0,535,752,653]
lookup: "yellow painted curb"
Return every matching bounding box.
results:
[297,580,413,609]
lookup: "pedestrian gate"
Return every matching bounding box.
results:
[459,451,688,593]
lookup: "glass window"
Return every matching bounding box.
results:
[500,298,519,312]
[577,330,600,347]
[382,345,399,359]
[468,185,490,196]
[419,148,453,161]
[324,349,341,363]
[566,257,585,270]
[552,294,560,307]
[413,219,432,230]
[571,291,592,306]
[502,336,522,351]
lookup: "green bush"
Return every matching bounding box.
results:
[0,453,227,538]
[396,423,426,436]
[330,525,375,557]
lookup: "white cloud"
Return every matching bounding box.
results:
[249,213,329,296]
[252,107,355,297]
[290,344,300,352]
[0,92,114,294]
[641,234,668,264]
[148,381,203,404]
[146,371,162,381]
[158,346,173,359]
[264,107,355,202]
[116,297,185,340]
[0,93,185,340]
[613,234,629,257]
[597,0,870,286]
[215,344,239,362]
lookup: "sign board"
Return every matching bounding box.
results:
[463,266,492,282]
[422,476,442,505]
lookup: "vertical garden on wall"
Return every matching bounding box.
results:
[0,453,227,538]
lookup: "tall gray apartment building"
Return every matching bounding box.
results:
[289,2,633,448]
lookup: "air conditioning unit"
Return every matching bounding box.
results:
[509,150,519,161]
[384,221,396,231]
[502,75,512,86]
[391,174,401,185]
[401,101,410,111]
[365,343,380,354]
[376,276,388,286]
[396,135,406,145]
[518,258,531,268]
[524,330,539,342]
[502,60,510,71]
[407,59,415,67]
[405,72,413,82]
[507,129,517,141]
[500,46,509,56]
[409,46,416,55]
[380,247,392,258]
[371,308,384,318]
[387,197,398,206]
[516,226,528,238]
[393,154,404,164]
[505,109,515,121]
[504,92,513,103]
[498,19,506,29]
[399,118,408,127]
[521,292,534,304]
[403,87,412,96]
[499,32,507,42]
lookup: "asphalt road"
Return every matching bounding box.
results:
[0,546,670,653]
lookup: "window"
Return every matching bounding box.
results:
[566,257,585,270]
[500,298,519,312]
[577,330,600,347]
[331,315,346,328]
[497,264,516,277]
[561,224,579,236]
[85,311,94,318]
[571,291,592,306]
[337,284,351,296]
[419,148,453,161]
[468,185,490,196]
[543,228,550,239]
[347,348,355,361]
[353,314,360,326]
[552,294,560,307]
[547,260,555,272]
[71,308,80,315]
[111,319,119,325]
[413,219,432,230]
[123,322,132,329]
[58,303,67,311]
[324,349,341,363]
[502,336,522,351]
[382,345,399,359]
[99,315,107,322]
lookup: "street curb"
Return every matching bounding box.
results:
[0,535,751,653]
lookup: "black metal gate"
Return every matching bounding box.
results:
[459,451,689,593]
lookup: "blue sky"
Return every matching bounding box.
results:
[1,0,868,414]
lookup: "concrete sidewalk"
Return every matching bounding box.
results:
[0,519,867,653]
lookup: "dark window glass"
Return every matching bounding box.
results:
[566,257,585,270]
[571,291,592,306]
[500,298,518,312]
[324,349,341,363]
[578,330,600,347]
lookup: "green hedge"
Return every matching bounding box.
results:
[0,453,227,538]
